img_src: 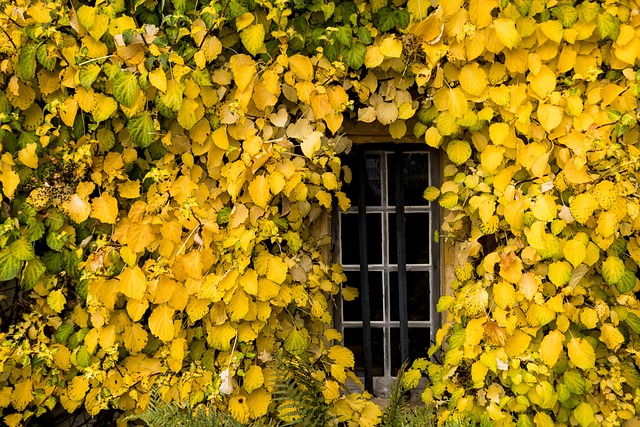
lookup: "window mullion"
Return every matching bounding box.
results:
[357,150,374,393]
[394,148,410,365]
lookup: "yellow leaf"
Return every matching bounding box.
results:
[377,102,399,125]
[62,194,91,223]
[60,98,79,127]
[288,54,314,80]
[528,66,556,98]
[580,308,599,329]
[177,98,199,130]
[227,289,249,321]
[236,12,254,30]
[600,324,624,351]
[389,120,406,139]
[532,195,557,222]
[68,376,90,401]
[18,143,38,169]
[380,36,402,58]
[596,211,617,238]
[126,298,149,322]
[148,67,167,92]
[11,379,33,411]
[90,193,118,224]
[249,175,271,208]
[539,20,564,43]
[459,63,488,96]
[480,145,504,174]
[118,266,147,300]
[505,330,532,357]
[328,345,355,368]
[247,388,272,418]
[567,338,595,370]
[539,330,564,367]
[267,256,288,284]
[91,94,118,122]
[244,365,264,393]
[564,239,586,268]
[364,46,384,69]
[123,323,148,353]
[148,304,175,342]
[471,361,488,384]
[208,323,236,350]
[493,281,516,309]
[4,414,21,427]
[492,18,519,49]
[537,104,563,132]
[47,289,66,313]
[239,269,259,295]
[300,131,322,158]
[240,24,265,55]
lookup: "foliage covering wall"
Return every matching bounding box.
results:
[1,0,640,426]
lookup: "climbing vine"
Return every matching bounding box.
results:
[1,0,640,426]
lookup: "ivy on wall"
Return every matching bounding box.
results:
[1,0,640,426]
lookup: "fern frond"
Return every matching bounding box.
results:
[269,350,334,427]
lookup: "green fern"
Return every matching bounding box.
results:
[269,350,334,427]
[381,364,436,427]
[125,388,246,427]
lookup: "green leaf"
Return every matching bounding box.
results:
[512,0,533,16]
[54,324,75,345]
[334,26,352,47]
[36,44,56,72]
[616,269,636,293]
[0,248,21,281]
[46,231,70,252]
[625,313,640,334]
[376,7,397,32]
[128,111,155,148]
[395,9,410,29]
[112,72,140,108]
[15,43,38,81]
[596,12,620,41]
[573,402,594,427]
[42,251,64,273]
[284,329,309,355]
[563,370,586,394]
[79,64,102,90]
[75,346,91,368]
[581,2,600,23]
[240,24,265,56]
[10,238,35,261]
[20,259,46,290]
[26,218,45,242]
[343,42,366,69]
[551,5,578,27]
[357,27,372,45]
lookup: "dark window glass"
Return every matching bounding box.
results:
[343,271,384,321]
[345,327,384,377]
[388,153,431,206]
[342,154,382,206]
[389,271,431,321]
[389,213,430,264]
[390,328,431,375]
[340,213,382,265]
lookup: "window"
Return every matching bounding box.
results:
[336,145,440,394]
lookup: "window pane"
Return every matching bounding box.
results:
[388,153,431,206]
[390,327,431,375]
[389,213,430,264]
[389,271,431,321]
[342,154,382,206]
[344,327,384,377]
[340,213,382,265]
[343,271,384,321]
